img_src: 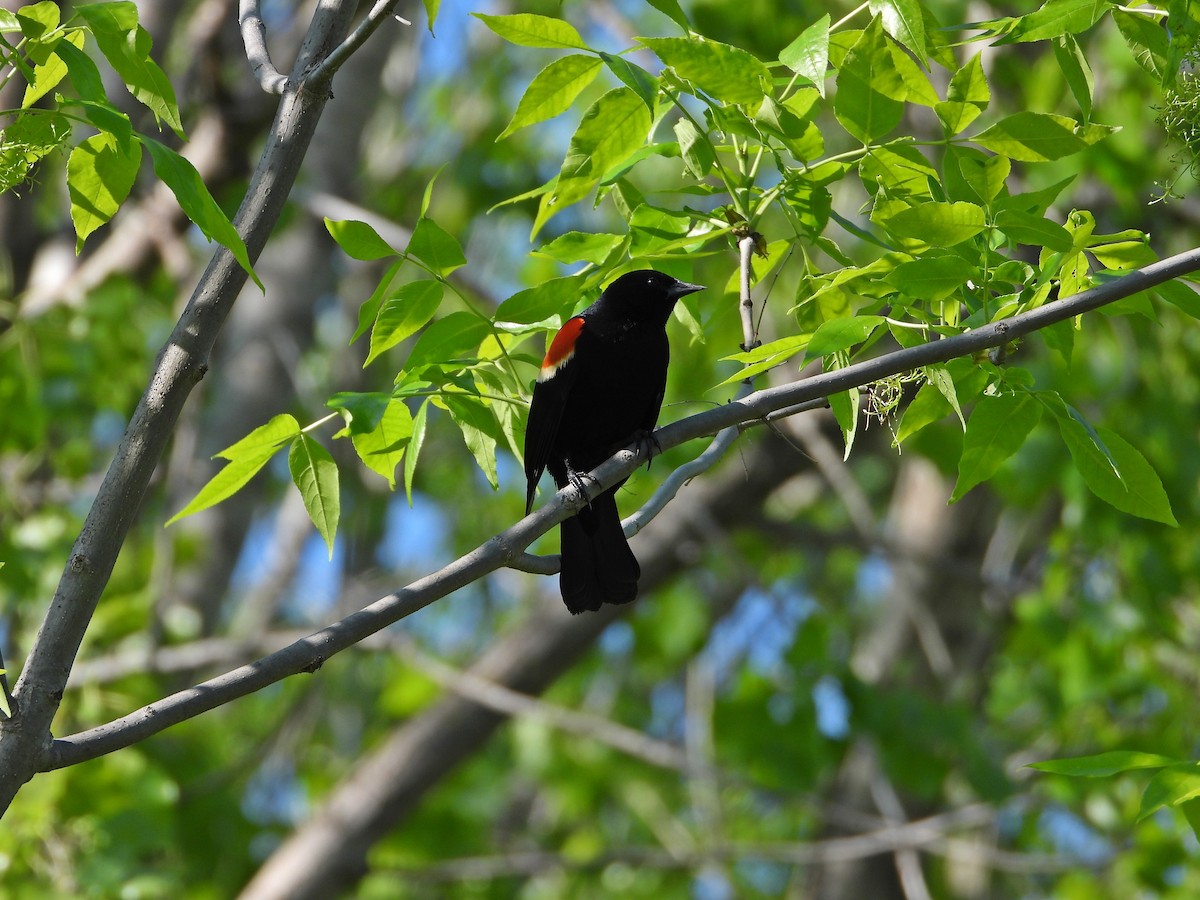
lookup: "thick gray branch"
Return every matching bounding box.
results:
[42,246,1200,770]
[0,1,364,816]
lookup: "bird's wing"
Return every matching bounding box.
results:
[523,315,586,514]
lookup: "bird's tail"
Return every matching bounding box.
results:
[558,489,640,614]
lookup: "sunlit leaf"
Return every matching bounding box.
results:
[289,434,340,558]
[498,55,603,140]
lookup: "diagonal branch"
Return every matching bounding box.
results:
[306,0,409,88]
[43,246,1200,770]
[0,0,387,817]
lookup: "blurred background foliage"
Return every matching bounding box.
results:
[1,0,1200,897]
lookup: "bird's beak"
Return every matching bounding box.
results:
[668,281,705,300]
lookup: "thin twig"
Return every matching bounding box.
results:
[306,0,409,88]
[239,0,291,94]
[42,247,1200,769]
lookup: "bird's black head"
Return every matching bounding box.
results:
[598,270,705,323]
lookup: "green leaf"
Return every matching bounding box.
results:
[354,258,404,343]
[805,315,885,362]
[972,112,1098,162]
[473,13,589,49]
[445,396,499,488]
[1154,280,1200,319]
[142,138,261,289]
[55,39,109,103]
[67,131,142,251]
[328,391,391,434]
[66,100,134,151]
[645,0,690,32]
[1112,9,1171,83]
[533,231,624,265]
[404,311,491,370]
[498,55,602,140]
[870,0,926,64]
[714,333,810,388]
[76,2,183,136]
[352,399,414,489]
[366,280,444,366]
[639,36,771,106]
[14,1,56,36]
[891,255,972,302]
[0,111,71,193]
[995,209,1074,252]
[829,387,862,459]
[422,0,440,34]
[780,15,830,96]
[951,391,1042,501]
[956,152,1009,205]
[1031,750,1184,777]
[599,52,657,115]
[935,53,989,134]
[536,87,651,235]
[673,117,715,178]
[880,201,987,247]
[289,434,340,558]
[407,217,466,276]
[23,30,84,108]
[1054,34,1094,120]
[629,204,692,257]
[927,364,966,429]
[404,397,430,504]
[166,414,300,524]
[496,276,584,325]
[997,0,1114,44]
[325,218,396,260]
[833,18,905,142]
[1051,403,1178,525]
[1139,765,1200,821]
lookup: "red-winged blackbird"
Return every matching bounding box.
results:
[524,270,704,614]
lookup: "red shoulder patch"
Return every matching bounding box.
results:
[539,316,585,382]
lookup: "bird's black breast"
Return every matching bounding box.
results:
[549,316,669,474]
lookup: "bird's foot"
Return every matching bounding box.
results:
[631,429,662,470]
[565,463,601,507]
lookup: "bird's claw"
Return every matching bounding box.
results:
[632,429,661,470]
[566,464,601,507]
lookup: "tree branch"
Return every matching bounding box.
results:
[0,0,370,816]
[41,247,1200,771]
[239,0,291,94]
[306,0,408,89]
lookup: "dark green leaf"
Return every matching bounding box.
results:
[404,311,491,370]
[1031,750,1183,777]
[496,276,585,324]
[143,137,261,289]
[951,391,1042,501]
[76,2,183,136]
[1138,765,1200,821]
[600,52,657,115]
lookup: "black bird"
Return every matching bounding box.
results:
[523,270,704,614]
